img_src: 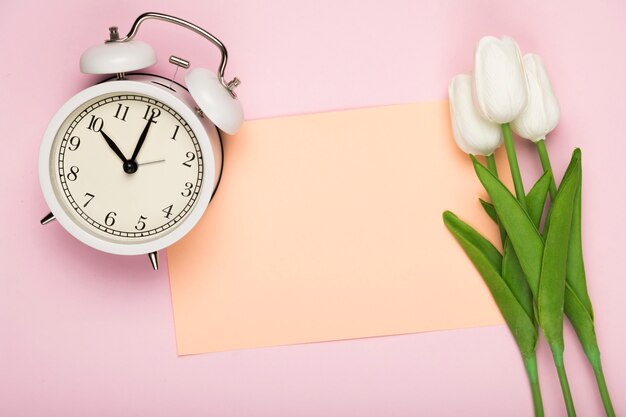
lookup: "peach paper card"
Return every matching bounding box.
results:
[168,101,509,355]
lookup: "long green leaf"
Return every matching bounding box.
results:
[472,157,544,296]
[544,150,598,355]
[527,170,552,228]
[443,211,502,272]
[502,240,534,322]
[543,150,582,235]
[564,287,598,359]
[443,211,537,358]
[474,151,597,354]
[479,199,498,223]
[566,150,594,320]
[537,150,597,352]
[478,169,550,231]
[474,149,610,413]
[484,169,552,323]
[538,157,581,353]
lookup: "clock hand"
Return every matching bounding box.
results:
[99,130,128,163]
[137,159,166,166]
[130,117,154,162]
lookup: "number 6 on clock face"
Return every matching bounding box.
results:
[39,77,223,256]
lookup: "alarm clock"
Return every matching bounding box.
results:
[38,12,243,270]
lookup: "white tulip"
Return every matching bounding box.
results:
[449,74,503,156]
[473,36,529,124]
[511,54,560,142]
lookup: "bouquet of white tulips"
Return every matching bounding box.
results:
[444,36,615,417]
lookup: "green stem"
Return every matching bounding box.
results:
[523,355,545,417]
[486,154,507,246]
[486,153,499,176]
[501,123,528,210]
[552,351,577,417]
[588,351,616,417]
[535,139,558,200]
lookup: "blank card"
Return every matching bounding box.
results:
[167,102,508,354]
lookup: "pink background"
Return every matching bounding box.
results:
[1,0,624,415]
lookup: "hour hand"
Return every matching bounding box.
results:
[99,130,128,163]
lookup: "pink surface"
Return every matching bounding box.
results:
[1,0,624,415]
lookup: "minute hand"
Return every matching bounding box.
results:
[130,118,154,162]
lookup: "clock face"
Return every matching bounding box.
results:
[50,92,204,243]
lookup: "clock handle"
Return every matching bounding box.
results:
[107,12,240,98]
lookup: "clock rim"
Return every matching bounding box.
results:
[39,79,221,255]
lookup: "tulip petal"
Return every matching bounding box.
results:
[448,74,502,155]
[511,54,560,142]
[473,36,529,124]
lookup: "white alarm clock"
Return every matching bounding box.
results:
[39,12,243,270]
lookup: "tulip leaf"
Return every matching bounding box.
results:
[545,150,597,355]
[538,156,581,353]
[472,156,544,296]
[443,211,537,358]
[479,170,550,232]
[544,150,582,234]
[487,170,552,324]
[443,211,502,272]
[472,149,611,409]
[479,198,507,245]
[527,170,552,228]
[535,150,595,326]
[502,239,534,322]
[478,168,550,229]
[565,150,594,320]
[473,151,599,344]
[479,199,498,223]
[564,283,599,359]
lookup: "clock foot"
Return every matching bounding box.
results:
[148,251,159,270]
[40,212,56,225]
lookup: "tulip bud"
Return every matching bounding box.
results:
[511,54,560,142]
[473,36,529,124]
[449,74,502,156]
